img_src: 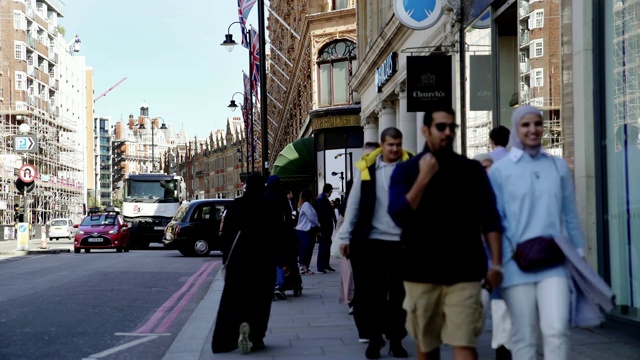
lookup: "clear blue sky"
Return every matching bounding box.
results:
[61,0,261,138]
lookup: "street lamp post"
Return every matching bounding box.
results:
[138,117,167,173]
[221,0,269,177]
[335,152,353,182]
[228,91,251,176]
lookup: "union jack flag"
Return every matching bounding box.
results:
[237,0,256,49]
[250,26,261,105]
[243,71,252,129]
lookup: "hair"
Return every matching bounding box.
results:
[363,142,380,151]
[423,107,456,127]
[380,127,402,143]
[298,188,313,209]
[489,126,511,147]
[322,183,333,193]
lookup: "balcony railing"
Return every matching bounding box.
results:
[520,32,530,46]
[26,35,36,49]
[520,3,530,18]
[520,61,530,73]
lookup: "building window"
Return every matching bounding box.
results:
[14,42,25,61]
[15,72,25,91]
[317,39,358,107]
[13,11,25,30]
[532,68,544,87]
[333,0,348,10]
[530,97,544,107]
[530,39,543,58]
[529,9,544,29]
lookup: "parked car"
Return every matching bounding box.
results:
[48,218,75,240]
[163,199,232,257]
[73,207,130,253]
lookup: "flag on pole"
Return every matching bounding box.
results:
[250,26,261,105]
[237,0,256,49]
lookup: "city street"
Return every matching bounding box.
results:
[0,240,221,360]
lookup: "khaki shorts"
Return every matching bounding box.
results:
[403,281,484,353]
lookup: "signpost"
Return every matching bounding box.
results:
[18,164,36,183]
[14,135,38,153]
[16,164,36,250]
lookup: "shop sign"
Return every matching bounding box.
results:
[375,52,398,93]
[394,0,443,30]
[469,55,492,111]
[406,55,453,112]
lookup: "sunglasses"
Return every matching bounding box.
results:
[434,123,459,132]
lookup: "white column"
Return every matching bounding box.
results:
[416,111,425,153]
[362,117,379,144]
[377,100,396,139]
[396,82,417,154]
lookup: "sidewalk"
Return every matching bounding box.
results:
[0,236,71,255]
[164,252,640,360]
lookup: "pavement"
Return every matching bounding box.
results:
[164,249,640,360]
[1,237,638,359]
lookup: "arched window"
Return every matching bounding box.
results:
[317,39,359,107]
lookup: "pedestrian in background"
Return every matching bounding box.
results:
[296,188,321,275]
[489,125,511,162]
[389,107,503,360]
[315,183,337,273]
[212,175,277,354]
[488,105,586,360]
[337,128,412,359]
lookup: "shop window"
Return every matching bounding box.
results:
[530,39,543,58]
[317,39,358,107]
[532,68,544,87]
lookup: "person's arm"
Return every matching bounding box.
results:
[304,203,321,227]
[336,172,362,245]
[557,158,586,255]
[405,153,439,209]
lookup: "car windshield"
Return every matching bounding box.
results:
[81,214,117,226]
[51,220,67,226]
[172,204,189,221]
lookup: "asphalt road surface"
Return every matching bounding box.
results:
[0,244,222,360]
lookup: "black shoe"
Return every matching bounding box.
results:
[389,340,409,358]
[317,269,327,274]
[365,339,385,360]
[496,345,512,360]
[325,266,336,272]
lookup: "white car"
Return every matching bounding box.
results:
[48,218,75,240]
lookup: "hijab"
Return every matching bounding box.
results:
[509,105,543,157]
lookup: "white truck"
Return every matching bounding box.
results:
[122,174,186,248]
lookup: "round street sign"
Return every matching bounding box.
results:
[18,164,36,183]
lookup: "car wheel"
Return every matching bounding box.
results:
[193,239,211,257]
[116,246,123,253]
[124,244,130,252]
[74,248,80,254]
[84,249,91,253]
[178,247,191,256]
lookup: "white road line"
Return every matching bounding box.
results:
[82,335,160,359]
[114,332,171,336]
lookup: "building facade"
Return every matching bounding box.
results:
[0,0,87,224]
[267,0,361,195]
[94,116,111,205]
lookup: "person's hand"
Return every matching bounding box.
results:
[485,269,503,292]
[340,244,350,258]
[418,153,439,180]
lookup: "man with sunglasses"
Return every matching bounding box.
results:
[388,107,503,360]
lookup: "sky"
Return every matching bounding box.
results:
[60,0,261,138]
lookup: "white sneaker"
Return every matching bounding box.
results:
[238,322,252,354]
[359,338,370,343]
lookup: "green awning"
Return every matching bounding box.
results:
[271,137,314,178]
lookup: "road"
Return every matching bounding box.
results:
[0,243,221,360]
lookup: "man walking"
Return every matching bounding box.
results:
[337,127,412,359]
[315,183,336,273]
[389,108,503,360]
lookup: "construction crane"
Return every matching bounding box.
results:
[94,77,127,103]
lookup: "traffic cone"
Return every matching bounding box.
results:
[39,229,48,249]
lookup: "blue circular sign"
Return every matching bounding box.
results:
[19,224,27,232]
[473,10,491,29]
[394,0,444,30]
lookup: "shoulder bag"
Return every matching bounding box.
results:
[220,230,241,280]
[511,156,566,272]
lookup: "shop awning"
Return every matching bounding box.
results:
[271,137,314,179]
